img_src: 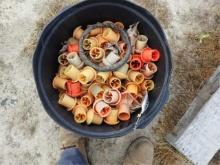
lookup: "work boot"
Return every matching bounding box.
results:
[59,127,88,162]
[123,137,154,165]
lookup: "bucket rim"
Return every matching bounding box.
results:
[33,0,172,138]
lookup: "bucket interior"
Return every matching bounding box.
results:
[37,1,169,137]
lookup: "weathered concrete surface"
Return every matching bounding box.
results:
[0,0,60,164]
[167,66,220,165]
[0,0,220,165]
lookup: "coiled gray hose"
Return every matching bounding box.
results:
[79,22,132,72]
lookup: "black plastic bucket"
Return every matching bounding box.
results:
[33,0,172,138]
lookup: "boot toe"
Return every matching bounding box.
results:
[123,137,154,165]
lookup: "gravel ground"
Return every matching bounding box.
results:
[0,0,219,165]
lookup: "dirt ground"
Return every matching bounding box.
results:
[0,0,220,165]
